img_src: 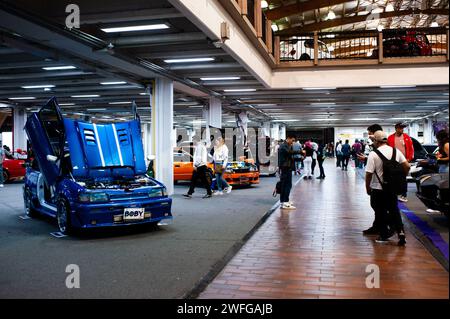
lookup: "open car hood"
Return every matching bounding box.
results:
[65,119,146,180]
[25,97,146,185]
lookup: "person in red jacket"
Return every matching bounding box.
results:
[388,123,414,202]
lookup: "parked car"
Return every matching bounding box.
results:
[372,31,432,58]
[23,98,172,235]
[416,173,449,217]
[2,156,26,182]
[222,159,260,187]
[173,143,214,183]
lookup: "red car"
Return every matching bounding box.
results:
[2,151,27,182]
[373,31,432,57]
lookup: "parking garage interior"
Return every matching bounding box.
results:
[0,0,449,303]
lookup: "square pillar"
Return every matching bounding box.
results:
[152,78,174,195]
[13,107,27,151]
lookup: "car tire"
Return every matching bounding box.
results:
[23,188,38,218]
[299,53,311,61]
[57,199,73,235]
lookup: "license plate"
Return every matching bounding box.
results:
[123,208,145,221]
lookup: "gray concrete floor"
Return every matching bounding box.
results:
[0,176,294,299]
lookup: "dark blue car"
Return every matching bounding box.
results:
[23,98,172,234]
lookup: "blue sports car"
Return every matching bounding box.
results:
[23,97,172,234]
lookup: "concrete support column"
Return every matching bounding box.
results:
[423,119,434,144]
[13,106,27,151]
[151,78,174,195]
[271,124,280,140]
[279,125,286,140]
[142,123,152,163]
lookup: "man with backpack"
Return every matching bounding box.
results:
[365,131,410,246]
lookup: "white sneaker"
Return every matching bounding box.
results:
[226,186,232,194]
[0,184,4,188]
[281,203,296,210]
[398,196,408,203]
[213,191,223,196]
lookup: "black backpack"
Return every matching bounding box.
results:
[373,147,407,195]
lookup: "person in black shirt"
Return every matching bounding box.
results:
[316,143,326,179]
[278,134,302,210]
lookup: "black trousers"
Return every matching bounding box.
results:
[280,167,293,203]
[342,155,350,169]
[318,159,325,178]
[336,154,342,167]
[188,165,212,195]
[370,189,404,238]
[311,159,317,174]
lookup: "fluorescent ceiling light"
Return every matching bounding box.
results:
[21,84,55,89]
[109,101,132,105]
[43,66,76,71]
[261,0,269,9]
[139,93,149,96]
[87,108,107,111]
[59,103,76,106]
[8,97,36,100]
[303,87,337,90]
[427,100,448,103]
[71,95,100,98]
[272,119,298,122]
[416,105,439,108]
[200,77,241,81]
[164,57,214,63]
[380,85,416,89]
[188,105,204,108]
[101,24,169,33]
[431,22,439,27]
[310,102,336,105]
[224,89,257,92]
[100,81,127,85]
[271,24,279,32]
[309,119,340,121]
[368,101,394,104]
[391,118,419,120]
[350,118,381,121]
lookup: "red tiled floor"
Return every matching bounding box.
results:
[199,160,449,299]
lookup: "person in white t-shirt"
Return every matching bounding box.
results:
[365,131,410,246]
[183,137,212,199]
[213,137,232,195]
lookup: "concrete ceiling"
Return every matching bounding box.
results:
[0,0,448,129]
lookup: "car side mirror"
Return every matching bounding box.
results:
[47,155,58,162]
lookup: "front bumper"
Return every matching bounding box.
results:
[224,172,260,186]
[70,197,173,229]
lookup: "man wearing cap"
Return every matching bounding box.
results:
[365,131,410,246]
[387,123,414,203]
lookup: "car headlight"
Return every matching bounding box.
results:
[79,192,109,203]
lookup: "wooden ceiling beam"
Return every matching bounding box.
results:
[276,8,449,35]
[266,0,351,20]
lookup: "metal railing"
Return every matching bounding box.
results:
[279,27,448,64]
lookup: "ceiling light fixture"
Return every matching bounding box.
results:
[385,4,395,12]
[431,22,439,27]
[326,10,336,20]
[224,89,257,92]
[261,0,269,9]
[271,24,279,32]
[21,84,55,89]
[8,97,36,100]
[368,101,395,104]
[200,77,241,81]
[303,87,337,90]
[59,103,76,106]
[100,81,127,85]
[164,57,214,63]
[109,101,132,105]
[101,24,169,33]
[42,66,76,71]
[71,95,100,98]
